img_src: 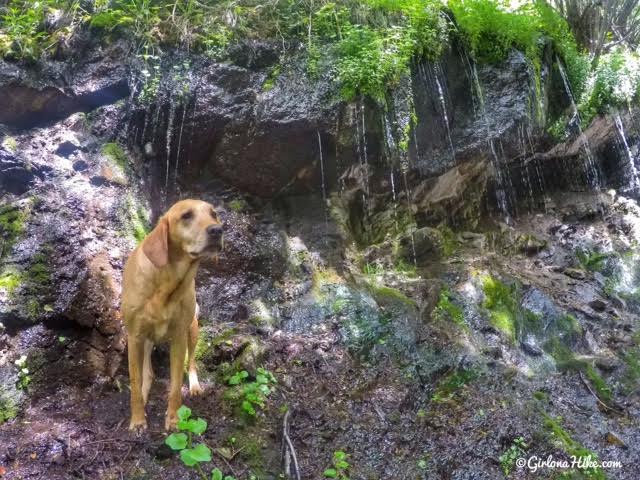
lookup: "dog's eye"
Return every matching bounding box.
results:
[181,210,194,221]
[210,209,218,220]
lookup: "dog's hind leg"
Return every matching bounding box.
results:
[187,315,203,396]
[141,340,154,406]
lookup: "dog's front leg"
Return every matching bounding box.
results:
[165,335,188,430]
[128,335,147,432]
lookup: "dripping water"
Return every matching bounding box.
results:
[360,99,370,201]
[317,130,329,231]
[467,59,511,221]
[557,59,601,190]
[434,63,456,162]
[174,103,188,182]
[614,113,640,191]
[390,169,399,233]
[165,95,176,190]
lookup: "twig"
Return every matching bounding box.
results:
[578,371,624,415]
[282,409,301,480]
[81,438,145,446]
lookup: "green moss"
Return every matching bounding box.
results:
[25,298,40,318]
[2,136,17,152]
[575,248,612,273]
[370,284,416,307]
[120,194,150,244]
[228,199,248,212]
[0,270,21,295]
[584,364,613,403]
[533,390,548,402]
[621,347,640,394]
[0,204,28,258]
[543,414,606,480]
[194,327,235,363]
[0,394,18,424]
[231,429,266,474]
[482,275,519,341]
[432,368,479,403]
[263,64,281,91]
[555,314,582,340]
[437,225,457,258]
[543,338,586,371]
[543,338,613,403]
[102,142,129,171]
[433,287,465,328]
[27,250,51,285]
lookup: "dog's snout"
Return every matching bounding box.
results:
[207,224,224,237]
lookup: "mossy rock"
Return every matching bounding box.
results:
[0,203,28,258]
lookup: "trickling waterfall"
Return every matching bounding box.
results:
[459,56,513,221]
[557,60,601,190]
[390,169,399,233]
[614,113,640,191]
[434,64,456,162]
[174,104,188,181]
[165,96,176,190]
[360,99,370,202]
[401,168,417,266]
[317,130,329,231]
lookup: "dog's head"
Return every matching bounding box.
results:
[142,199,224,268]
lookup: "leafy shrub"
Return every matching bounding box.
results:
[449,0,589,98]
[579,48,640,124]
[0,1,48,61]
[226,367,277,417]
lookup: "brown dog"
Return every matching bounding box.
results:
[121,199,224,431]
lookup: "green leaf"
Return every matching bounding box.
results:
[211,468,223,480]
[177,405,192,421]
[241,400,256,416]
[336,460,349,469]
[228,370,249,385]
[224,476,235,480]
[334,451,347,461]
[165,432,188,451]
[185,418,207,435]
[324,468,338,478]
[180,443,211,466]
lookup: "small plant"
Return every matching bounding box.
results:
[227,367,277,417]
[575,248,612,273]
[2,136,17,152]
[433,287,465,328]
[324,450,350,479]
[14,355,30,390]
[499,436,527,476]
[165,406,211,476]
[211,468,235,480]
[363,262,385,276]
[431,368,478,403]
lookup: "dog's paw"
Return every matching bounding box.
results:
[164,413,178,431]
[189,381,204,396]
[128,418,148,435]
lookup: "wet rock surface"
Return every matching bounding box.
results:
[1,43,640,480]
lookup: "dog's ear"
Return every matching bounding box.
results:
[142,216,169,268]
